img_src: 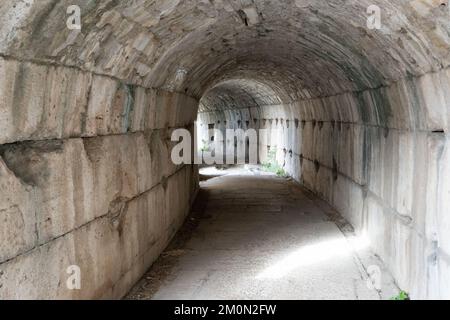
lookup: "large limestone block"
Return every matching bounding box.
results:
[393,132,414,217]
[366,127,384,198]
[144,129,172,180]
[349,124,366,185]
[0,139,95,244]
[130,87,151,132]
[0,215,125,300]
[384,79,414,130]
[82,133,157,225]
[85,76,134,136]
[437,255,450,299]
[332,177,365,232]
[0,58,93,145]
[436,138,450,256]
[364,196,385,254]
[421,134,446,241]
[45,66,92,139]
[154,90,173,129]
[417,70,450,132]
[0,156,36,263]
[0,58,47,144]
[0,231,76,299]
[342,93,361,123]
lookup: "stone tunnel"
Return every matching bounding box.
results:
[0,0,449,300]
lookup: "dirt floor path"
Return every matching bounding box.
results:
[126,166,398,300]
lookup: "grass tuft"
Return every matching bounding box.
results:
[390,291,410,300]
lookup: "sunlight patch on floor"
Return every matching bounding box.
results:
[200,165,273,177]
[256,236,370,280]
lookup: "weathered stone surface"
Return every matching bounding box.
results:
[197,65,450,300]
[2,1,449,99]
[0,130,188,245]
[0,156,36,263]
[1,0,450,301]
[0,57,197,146]
[292,70,450,299]
[0,164,196,299]
[1,139,95,244]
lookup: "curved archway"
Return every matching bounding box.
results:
[0,0,449,300]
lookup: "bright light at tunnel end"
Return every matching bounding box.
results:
[170,121,282,166]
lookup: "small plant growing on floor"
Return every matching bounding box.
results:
[276,168,287,177]
[391,291,410,300]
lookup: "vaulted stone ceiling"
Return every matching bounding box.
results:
[199,79,283,112]
[1,0,449,103]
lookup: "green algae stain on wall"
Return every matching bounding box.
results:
[123,84,135,133]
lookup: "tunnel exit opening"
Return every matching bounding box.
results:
[195,79,291,174]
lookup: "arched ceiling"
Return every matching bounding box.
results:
[1,0,449,101]
[199,79,284,112]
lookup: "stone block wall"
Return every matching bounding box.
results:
[0,57,199,299]
[295,68,450,299]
